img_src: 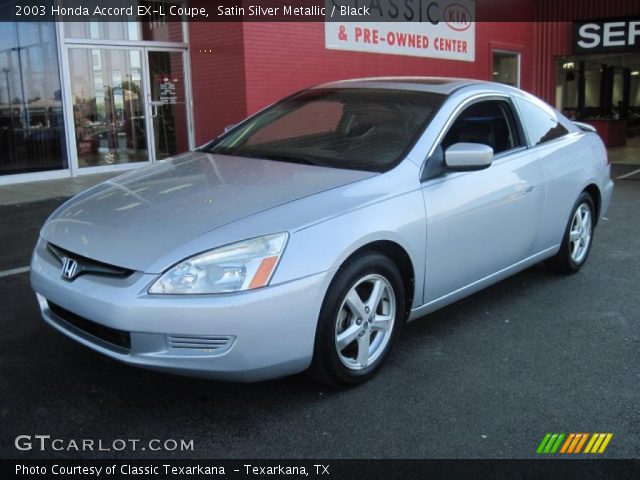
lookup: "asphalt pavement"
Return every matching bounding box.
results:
[0,169,638,459]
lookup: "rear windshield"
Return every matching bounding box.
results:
[203,88,445,172]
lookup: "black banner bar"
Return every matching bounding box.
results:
[1,0,639,23]
[2,459,640,480]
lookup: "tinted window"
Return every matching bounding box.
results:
[205,89,444,172]
[441,100,523,154]
[515,98,568,146]
[246,100,344,145]
[1,22,68,176]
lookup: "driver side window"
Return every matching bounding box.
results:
[441,100,523,155]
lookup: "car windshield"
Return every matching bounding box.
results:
[203,88,445,172]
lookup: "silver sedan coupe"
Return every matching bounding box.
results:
[31,78,614,385]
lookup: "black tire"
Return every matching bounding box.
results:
[547,192,596,274]
[309,251,405,386]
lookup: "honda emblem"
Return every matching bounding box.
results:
[61,258,79,280]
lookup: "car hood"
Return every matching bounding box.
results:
[41,152,376,272]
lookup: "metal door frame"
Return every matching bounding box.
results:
[56,22,194,177]
[144,46,195,163]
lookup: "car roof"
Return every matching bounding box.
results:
[313,77,505,95]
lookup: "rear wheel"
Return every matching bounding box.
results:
[547,192,595,274]
[310,252,405,386]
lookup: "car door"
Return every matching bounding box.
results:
[513,95,586,252]
[421,96,546,304]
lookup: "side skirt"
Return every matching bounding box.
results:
[408,245,560,322]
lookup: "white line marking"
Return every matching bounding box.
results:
[0,266,31,278]
[616,167,640,180]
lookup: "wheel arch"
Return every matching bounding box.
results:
[583,183,601,225]
[335,240,416,321]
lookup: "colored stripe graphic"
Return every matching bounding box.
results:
[537,433,612,454]
[584,433,599,453]
[536,433,552,454]
[560,433,575,453]
[574,433,589,453]
[598,434,613,453]
[584,433,614,454]
[550,434,565,453]
[537,433,565,454]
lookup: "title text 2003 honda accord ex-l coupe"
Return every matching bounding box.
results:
[31,78,613,385]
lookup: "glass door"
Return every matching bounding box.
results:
[66,46,191,170]
[146,50,190,161]
[68,47,148,168]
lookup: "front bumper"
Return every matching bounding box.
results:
[31,238,333,382]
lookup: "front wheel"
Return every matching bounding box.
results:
[547,192,595,274]
[309,252,405,386]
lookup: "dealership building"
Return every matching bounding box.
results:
[0,0,639,184]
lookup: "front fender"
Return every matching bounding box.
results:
[273,188,427,309]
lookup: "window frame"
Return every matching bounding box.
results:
[439,98,526,157]
[420,93,530,182]
[491,49,521,88]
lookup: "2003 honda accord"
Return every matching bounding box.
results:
[31,78,614,385]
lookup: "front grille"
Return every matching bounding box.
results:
[47,243,134,280]
[47,301,131,352]
[168,335,234,351]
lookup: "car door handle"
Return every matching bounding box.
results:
[523,184,535,194]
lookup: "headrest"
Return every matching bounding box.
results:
[458,121,494,147]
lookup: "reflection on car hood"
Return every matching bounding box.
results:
[41,152,375,272]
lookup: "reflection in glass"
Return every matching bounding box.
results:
[148,51,189,160]
[64,21,140,41]
[493,51,520,87]
[0,22,67,176]
[64,2,184,42]
[69,49,148,167]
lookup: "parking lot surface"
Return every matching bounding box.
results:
[0,170,638,459]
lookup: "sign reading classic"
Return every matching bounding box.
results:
[573,18,640,54]
[325,0,475,62]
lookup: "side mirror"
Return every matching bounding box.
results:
[445,142,493,171]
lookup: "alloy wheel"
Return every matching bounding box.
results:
[569,203,592,264]
[334,274,396,370]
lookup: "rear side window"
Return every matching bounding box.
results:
[515,97,568,146]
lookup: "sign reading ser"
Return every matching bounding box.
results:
[574,18,640,54]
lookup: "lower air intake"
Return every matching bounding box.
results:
[167,335,234,352]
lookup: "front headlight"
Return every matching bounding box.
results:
[149,233,288,295]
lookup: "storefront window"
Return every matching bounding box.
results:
[68,48,148,168]
[0,22,67,176]
[493,51,520,87]
[64,3,184,43]
[557,56,640,123]
[65,22,141,42]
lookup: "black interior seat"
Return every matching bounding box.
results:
[457,121,495,149]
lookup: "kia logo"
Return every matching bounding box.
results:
[445,3,472,32]
[62,258,79,281]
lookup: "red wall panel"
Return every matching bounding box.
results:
[189,0,640,142]
[189,22,247,144]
